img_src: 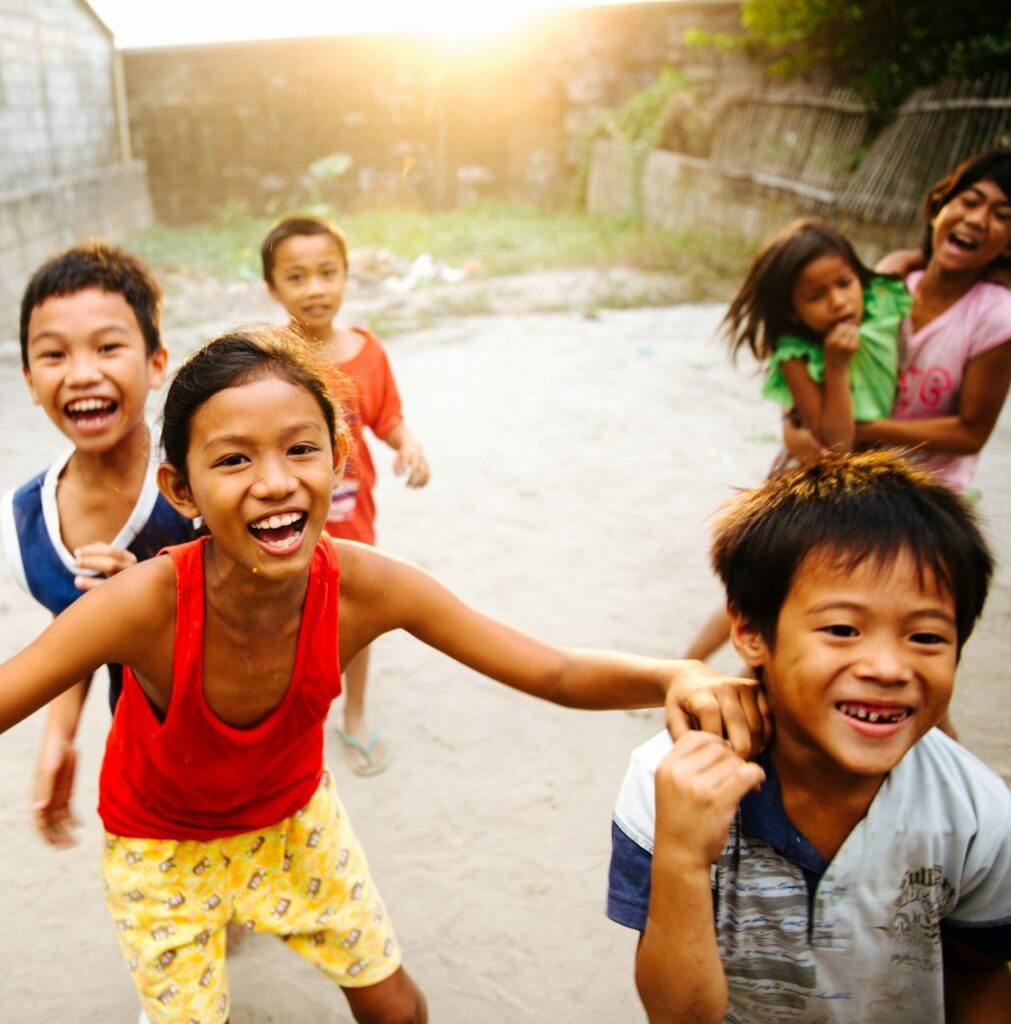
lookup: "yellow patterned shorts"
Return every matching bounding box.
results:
[102,767,400,1023]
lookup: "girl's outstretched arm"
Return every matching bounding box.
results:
[337,542,770,758]
[856,340,1011,455]
[0,558,174,734]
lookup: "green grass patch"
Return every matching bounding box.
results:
[127,200,749,287]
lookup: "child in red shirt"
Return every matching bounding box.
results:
[263,216,429,774]
[0,327,766,1023]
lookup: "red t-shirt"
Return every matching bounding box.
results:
[98,536,342,840]
[327,327,404,545]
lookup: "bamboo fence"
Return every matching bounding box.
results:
[709,85,870,208]
[839,74,1011,226]
[704,74,1011,227]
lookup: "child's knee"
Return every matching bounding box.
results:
[345,967,427,1024]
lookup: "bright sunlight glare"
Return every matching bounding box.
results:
[87,1,659,49]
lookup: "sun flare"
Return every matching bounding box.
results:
[89,0,627,48]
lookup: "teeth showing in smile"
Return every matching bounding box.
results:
[949,232,978,251]
[250,512,303,531]
[66,398,114,415]
[248,511,306,552]
[837,702,911,724]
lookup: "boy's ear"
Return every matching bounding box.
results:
[727,604,771,671]
[148,346,169,390]
[21,366,41,405]
[157,463,200,520]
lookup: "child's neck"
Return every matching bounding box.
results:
[913,261,982,330]
[202,539,311,634]
[295,320,364,364]
[57,420,152,548]
[770,741,884,863]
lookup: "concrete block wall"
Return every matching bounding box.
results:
[589,139,919,266]
[0,0,119,190]
[0,160,152,343]
[122,2,754,223]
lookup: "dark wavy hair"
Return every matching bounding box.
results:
[722,219,874,363]
[161,326,346,481]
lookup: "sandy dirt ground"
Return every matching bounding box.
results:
[0,270,1008,1022]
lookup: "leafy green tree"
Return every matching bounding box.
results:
[697,1,1011,112]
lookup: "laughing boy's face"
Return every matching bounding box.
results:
[734,547,958,787]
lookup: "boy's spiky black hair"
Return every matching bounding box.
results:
[711,451,992,655]
[19,241,163,367]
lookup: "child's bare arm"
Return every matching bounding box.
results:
[33,679,89,846]
[782,411,828,463]
[875,249,925,277]
[856,340,1011,455]
[943,933,1011,1023]
[28,545,138,844]
[384,421,430,488]
[636,733,765,1022]
[339,544,770,757]
[780,328,859,451]
[0,560,171,734]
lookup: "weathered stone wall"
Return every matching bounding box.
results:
[0,0,120,187]
[0,0,153,340]
[122,2,753,223]
[0,160,153,341]
[589,140,920,264]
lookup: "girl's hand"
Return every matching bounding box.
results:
[783,413,827,463]
[33,733,80,847]
[665,665,772,761]
[654,732,765,869]
[393,440,430,488]
[73,543,138,591]
[823,321,860,369]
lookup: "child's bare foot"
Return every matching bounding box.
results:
[340,719,392,776]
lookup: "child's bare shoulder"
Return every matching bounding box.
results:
[330,536,404,590]
[96,551,178,619]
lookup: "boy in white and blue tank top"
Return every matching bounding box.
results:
[1,243,192,846]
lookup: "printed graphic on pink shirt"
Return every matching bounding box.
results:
[896,365,954,415]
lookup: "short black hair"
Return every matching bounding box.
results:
[19,241,163,367]
[261,215,349,284]
[161,325,347,483]
[711,452,993,656]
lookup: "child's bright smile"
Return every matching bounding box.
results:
[64,395,118,433]
[165,373,339,579]
[248,510,309,554]
[931,178,1011,273]
[24,287,167,453]
[737,548,958,785]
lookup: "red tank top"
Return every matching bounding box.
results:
[98,536,342,840]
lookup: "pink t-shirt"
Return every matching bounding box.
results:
[894,271,1011,492]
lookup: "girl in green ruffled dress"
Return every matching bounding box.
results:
[724,218,910,462]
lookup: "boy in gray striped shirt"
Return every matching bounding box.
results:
[608,452,1010,1023]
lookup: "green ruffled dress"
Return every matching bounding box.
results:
[762,276,911,421]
